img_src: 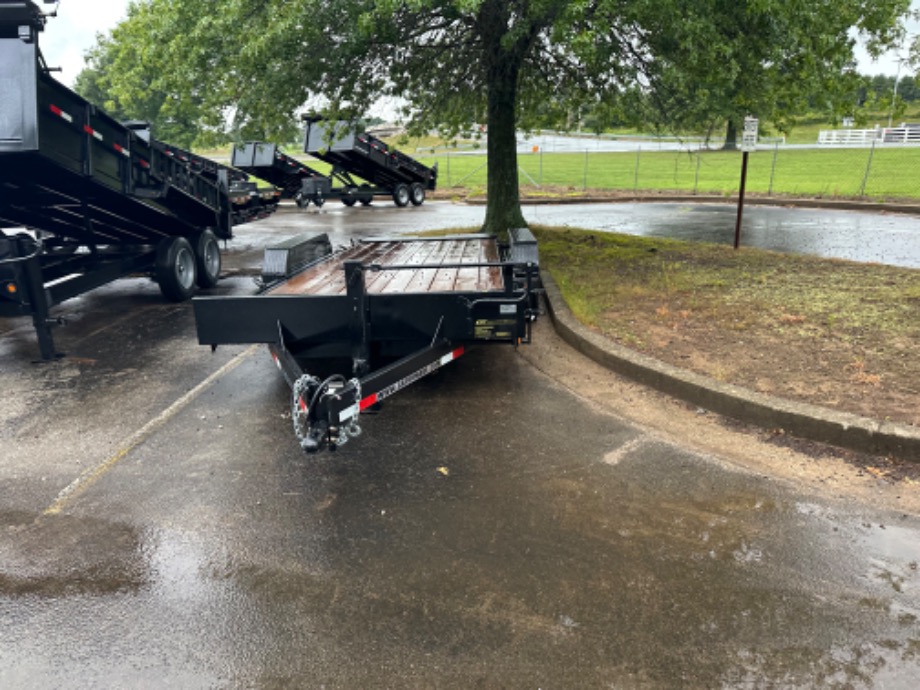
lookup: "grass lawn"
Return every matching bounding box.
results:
[413,146,920,200]
[532,225,920,427]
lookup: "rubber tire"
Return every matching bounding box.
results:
[409,183,425,206]
[314,196,326,208]
[193,229,221,289]
[156,236,197,302]
[392,183,410,207]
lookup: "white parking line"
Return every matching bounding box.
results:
[43,344,260,516]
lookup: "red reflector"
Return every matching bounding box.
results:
[359,393,379,411]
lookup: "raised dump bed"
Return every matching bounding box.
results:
[303,118,438,207]
[231,142,328,206]
[194,229,540,452]
[0,0,278,359]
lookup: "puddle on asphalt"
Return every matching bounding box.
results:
[0,511,146,597]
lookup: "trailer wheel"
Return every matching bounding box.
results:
[193,229,222,289]
[314,195,326,208]
[409,183,426,206]
[156,236,197,302]
[392,184,410,207]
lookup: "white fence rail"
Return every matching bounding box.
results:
[819,124,920,145]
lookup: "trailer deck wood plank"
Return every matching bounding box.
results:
[267,237,503,296]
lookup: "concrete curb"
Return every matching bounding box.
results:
[540,272,920,460]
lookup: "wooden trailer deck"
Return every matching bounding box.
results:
[267,236,504,296]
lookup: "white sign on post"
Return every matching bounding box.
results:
[741,116,759,152]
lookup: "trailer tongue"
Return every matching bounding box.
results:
[193,230,540,452]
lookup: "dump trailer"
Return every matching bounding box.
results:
[231,142,329,207]
[194,228,540,452]
[303,118,438,207]
[0,0,278,359]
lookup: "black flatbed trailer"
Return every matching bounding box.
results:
[302,119,438,208]
[194,229,540,452]
[0,0,278,359]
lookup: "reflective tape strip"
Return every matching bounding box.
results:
[339,345,466,423]
[83,124,103,141]
[49,104,73,123]
[113,143,130,158]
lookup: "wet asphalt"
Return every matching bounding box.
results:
[1,202,919,687]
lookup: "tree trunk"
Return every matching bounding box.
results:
[722,119,738,151]
[481,49,527,237]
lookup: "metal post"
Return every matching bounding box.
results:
[344,260,370,375]
[583,150,588,190]
[693,147,701,195]
[634,146,641,194]
[859,140,876,197]
[768,142,779,196]
[734,151,749,249]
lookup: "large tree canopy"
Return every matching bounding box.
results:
[80,0,911,233]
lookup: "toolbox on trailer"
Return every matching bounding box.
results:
[194,229,540,452]
[0,0,278,359]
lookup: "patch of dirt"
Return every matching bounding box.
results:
[620,316,920,428]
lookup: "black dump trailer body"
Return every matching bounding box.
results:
[194,228,540,453]
[231,142,329,207]
[0,0,278,359]
[303,119,438,208]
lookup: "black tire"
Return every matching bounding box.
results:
[192,229,221,289]
[392,183,410,207]
[155,236,197,302]
[341,187,358,206]
[409,183,426,206]
[314,195,325,208]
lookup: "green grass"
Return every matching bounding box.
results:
[413,146,920,200]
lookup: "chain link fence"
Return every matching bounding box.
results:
[418,142,920,200]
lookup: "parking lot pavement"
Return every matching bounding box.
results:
[1,204,919,687]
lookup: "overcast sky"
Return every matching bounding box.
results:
[38,0,920,88]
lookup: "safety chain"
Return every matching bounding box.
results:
[291,374,319,450]
[343,378,363,440]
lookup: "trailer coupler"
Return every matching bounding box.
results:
[290,373,364,453]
